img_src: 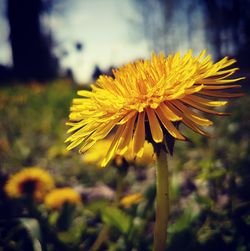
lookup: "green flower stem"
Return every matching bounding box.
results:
[153,145,169,251]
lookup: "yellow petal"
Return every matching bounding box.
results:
[118,114,136,154]
[66,122,98,141]
[166,102,212,137]
[91,119,118,141]
[155,106,185,140]
[66,137,85,150]
[182,98,229,116]
[133,111,146,157]
[187,95,228,107]
[146,108,163,143]
[79,139,96,154]
[171,100,213,126]
[182,117,211,137]
[77,90,93,97]
[101,125,126,167]
[158,102,182,121]
[117,110,137,125]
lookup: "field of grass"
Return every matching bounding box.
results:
[0,80,249,251]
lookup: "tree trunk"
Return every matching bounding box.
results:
[7,0,58,82]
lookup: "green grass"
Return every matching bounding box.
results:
[0,80,116,186]
[0,80,250,250]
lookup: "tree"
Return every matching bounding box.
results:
[133,0,250,65]
[7,0,58,82]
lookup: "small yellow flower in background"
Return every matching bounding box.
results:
[83,138,155,167]
[122,140,155,166]
[44,188,81,209]
[82,139,111,165]
[4,167,54,201]
[47,145,69,159]
[120,193,144,208]
[66,50,243,167]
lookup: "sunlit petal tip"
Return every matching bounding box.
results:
[64,138,70,143]
[210,101,228,106]
[154,138,163,143]
[101,158,110,168]
[207,121,213,126]
[179,134,188,141]
[146,108,163,143]
[186,49,193,56]
[66,127,78,133]
[118,146,128,156]
[136,148,144,158]
[151,51,158,57]
[77,90,91,96]
[172,117,183,122]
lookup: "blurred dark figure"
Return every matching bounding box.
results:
[0,65,12,82]
[7,0,58,82]
[92,65,114,81]
[92,65,102,81]
[75,42,83,51]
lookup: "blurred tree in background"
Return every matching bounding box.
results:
[1,0,250,83]
[6,0,59,82]
[202,0,250,65]
[134,0,250,68]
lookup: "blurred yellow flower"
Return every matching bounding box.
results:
[4,167,54,200]
[83,138,155,167]
[120,193,143,208]
[66,50,243,167]
[47,145,69,159]
[122,140,155,166]
[44,187,81,209]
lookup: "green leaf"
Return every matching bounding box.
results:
[195,195,213,208]
[101,207,132,234]
[18,218,42,251]
[168,209,198,234]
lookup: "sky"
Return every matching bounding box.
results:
[52,0,150,83]
[0,0,150,83]
[0,0,12,67]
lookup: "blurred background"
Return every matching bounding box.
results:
[1,0,250,83]
[0,0,250,251]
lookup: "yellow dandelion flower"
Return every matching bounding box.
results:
[4,167,54,200]
[66,50,243,167]
[120,193,143,208]
[44,188,81,209]
[83,138,155,167]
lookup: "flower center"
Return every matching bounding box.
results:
[20,179,37,194]
[128,94,161,112]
